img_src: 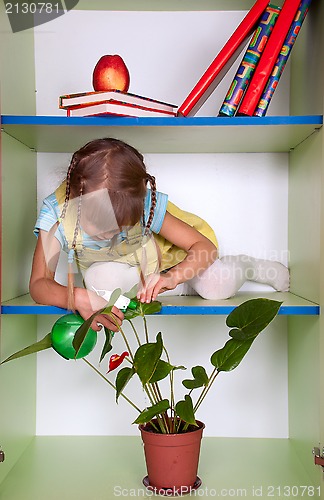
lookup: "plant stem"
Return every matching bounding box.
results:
[150,421,160,432]
[153,382,163,402]
[155,415,168,434]
[194,368,219,413]
[145,383,158,405]
[128,319,141,347]
[176,417,182,433]
[152,383,170,432]
[83,358,141,412]
[110,314,134,361]
[143,383,168,433]
[142,314,149,343]
[162,346,175,414]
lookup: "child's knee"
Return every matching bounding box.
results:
[84,261,138,293]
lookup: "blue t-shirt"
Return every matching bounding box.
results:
[34,188,168,251]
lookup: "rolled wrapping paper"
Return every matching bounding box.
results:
[219,4,281,117]
[254,0,312,117]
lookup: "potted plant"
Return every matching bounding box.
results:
[1,291,281,496]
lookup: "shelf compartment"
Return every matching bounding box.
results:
[1,115,322,154]
[0,435,317,499]
[1,291,319,316]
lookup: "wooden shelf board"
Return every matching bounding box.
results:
[1,115,322,153]
[75,0,268,11]
[1,291,319,316]
[0,435,317,499]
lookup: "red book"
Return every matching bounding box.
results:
[177,0,270,117]
[60,89,177,114]
[237,0,302,116]
[65,100,176,118]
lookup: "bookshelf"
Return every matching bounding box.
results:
[1,114,322,153]
[1,1,324,499]
[1,291,320,316]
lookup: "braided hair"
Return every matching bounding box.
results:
[144,174,157,235]
[58,137,157,310]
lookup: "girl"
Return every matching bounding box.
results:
[30,138,289,332]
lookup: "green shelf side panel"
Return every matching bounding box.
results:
[290,0,324,117]
[0,2,36,115]
[288,316,321,487]
[288,130,322,304]
[321,133,324,457]
[2,134,37,302]
[0,315,37,485]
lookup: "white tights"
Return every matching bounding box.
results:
[83,255,290,300]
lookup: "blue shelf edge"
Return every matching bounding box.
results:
[1,304,320,316]
[1,114,323,128]
[159,305,320,315]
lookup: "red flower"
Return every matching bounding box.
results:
[107,352,129,372]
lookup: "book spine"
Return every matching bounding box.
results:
[254,0,312,117]
[237,0,302,116]
[60,91,177,112]
[219,4,280,117]
[65,100,176,117]
[177,0,271,117]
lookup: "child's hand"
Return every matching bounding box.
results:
[89,306,124,332]
[75,288,124,332]
[137,272,179,303]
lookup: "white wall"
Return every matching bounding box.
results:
[34,9,290,437]
[36,315,288,438]
[34,10,290,117]
[36,150,289,437]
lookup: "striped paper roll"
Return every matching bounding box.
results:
[254,0,312,117]
[219,4,281,117]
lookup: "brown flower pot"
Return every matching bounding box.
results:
[139,420,205,495]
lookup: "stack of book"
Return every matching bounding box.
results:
[59,90,177,117]
[60,0,311,119]
[177,0,312,117]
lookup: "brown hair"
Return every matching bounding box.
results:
[60,138,157,311]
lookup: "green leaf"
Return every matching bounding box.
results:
[1,333,52,364]
[150,361,186,383]
[123,299,162,321]
[72,288,121,358]
[72,290,123,357]
[133,399,170,425]
[123,302,142,320]
[133,332,163,385]
[72,306,105,357]
[150,360,173,383]
[115,367,135,401]
[99,327,114,363]
[211,338,254,372]
[140,300,162,316]
[182,365,209,389]
[101,288,122,314]
[226,298,281,340]
[175,395,197,426]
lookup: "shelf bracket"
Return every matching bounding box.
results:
[313,447,324,469]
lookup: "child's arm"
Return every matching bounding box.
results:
[137,211,218,303]
[29,230,124,331]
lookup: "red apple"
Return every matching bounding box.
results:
[92,55,130,92]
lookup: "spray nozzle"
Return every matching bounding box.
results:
[91,287,138,312]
